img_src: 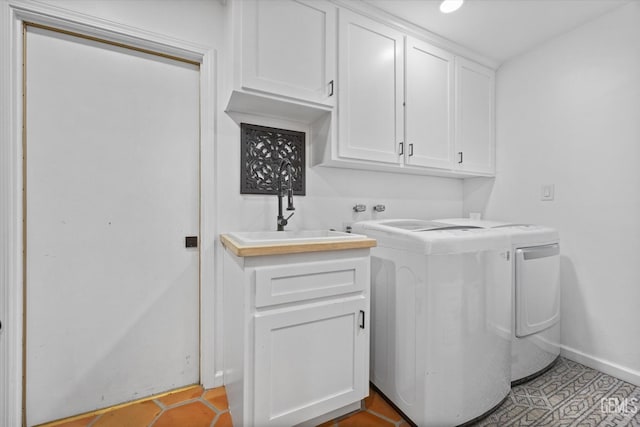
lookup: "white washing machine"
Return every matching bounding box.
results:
[352,219,512,426]
[436,218,561,384]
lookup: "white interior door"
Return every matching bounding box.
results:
[25,25,200,425]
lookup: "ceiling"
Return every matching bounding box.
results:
[361,0,631,64]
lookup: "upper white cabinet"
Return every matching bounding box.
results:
[230,1,496,177]
[455,57,495,175]
[239,0,336,106]
[325,9,495,177]
[337,9,404,164]
[405,36,455,170]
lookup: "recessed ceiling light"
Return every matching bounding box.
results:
[440,0,464,14]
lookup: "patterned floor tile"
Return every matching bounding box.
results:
[471,358,640,427]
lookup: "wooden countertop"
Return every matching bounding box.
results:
[220,233,377,257]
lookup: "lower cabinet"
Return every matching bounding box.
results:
[254,298,367,426]
[223,249,371,426]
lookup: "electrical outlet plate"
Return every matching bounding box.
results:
[541,184,555,201]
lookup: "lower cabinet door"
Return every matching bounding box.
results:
[253,297,368,426]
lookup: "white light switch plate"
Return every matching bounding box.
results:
[541,184,555,201]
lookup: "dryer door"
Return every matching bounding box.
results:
[515,244,560,337]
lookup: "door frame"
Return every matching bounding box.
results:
[0,1,218,425]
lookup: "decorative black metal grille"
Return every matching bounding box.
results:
[240,123,306,195]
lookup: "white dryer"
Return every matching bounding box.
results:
[352,219,512,426]
[436,218,561,383]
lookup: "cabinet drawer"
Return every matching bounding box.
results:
[255,258,368,307]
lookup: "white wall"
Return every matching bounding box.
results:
[464,2,640,385]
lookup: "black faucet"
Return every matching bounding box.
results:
[276,159,295,231]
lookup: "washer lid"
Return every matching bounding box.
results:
[369,219,467,231]
[434,218,508,228]
[351,219,510,254]
[436,218,559,245]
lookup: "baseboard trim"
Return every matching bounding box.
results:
[561,345,640,387]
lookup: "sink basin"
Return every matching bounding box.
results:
[226,230,364,245]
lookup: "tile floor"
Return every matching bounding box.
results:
[40,358,640,427]
[471,358,640,427]
[39,386,232,427]
[39,384,406,427]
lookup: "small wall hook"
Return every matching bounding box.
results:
[373,204,386,212]
[353,204,366,213]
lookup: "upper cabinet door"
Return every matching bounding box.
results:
[405,37,455,170]
[241,0,336,106]
[337,9,404,165]
[455,57,495,174]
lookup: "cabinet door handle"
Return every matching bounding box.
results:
[408,143,414,157]
[398,142,404,156]
[329,80,334,97]
[359,310,365,329]
[458,151,463,164]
